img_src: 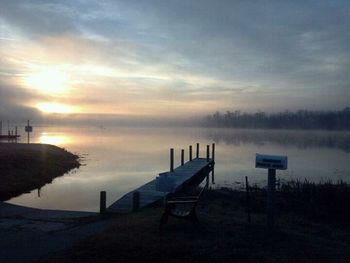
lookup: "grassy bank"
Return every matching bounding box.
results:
[45,183,350,263]
[0,143,80,201]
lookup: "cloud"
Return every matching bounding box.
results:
[0,81,42,120]
[0,0,349,119]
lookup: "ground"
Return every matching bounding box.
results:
[0,143,80,201]
[44,189,350,263]
[1,146,349,262]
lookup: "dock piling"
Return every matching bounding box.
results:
[206,145,210,162]
[189,145,192,161]
[100,191,106,214]
[211,143,215,184]
[26,120,30,144]
[133,191,140,211]
[181,149,184,166]
[170,148,174,172]
[212,143,215,162]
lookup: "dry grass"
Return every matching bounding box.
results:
[45,189,350,263]
[0,143,80,201]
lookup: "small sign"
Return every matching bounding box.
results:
[25,126,33,132]
[256,153,288,170]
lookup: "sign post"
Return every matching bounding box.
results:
[255,153,288,230]
[25,120,33,144]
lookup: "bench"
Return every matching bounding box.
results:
[159,186,206,230]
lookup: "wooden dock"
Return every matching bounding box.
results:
[0,121,20,140]
[108,144,215,213]
[0,135,20,140]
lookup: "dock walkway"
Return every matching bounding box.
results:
[108,158,214,213]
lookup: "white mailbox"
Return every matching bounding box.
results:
[255,154,288,170]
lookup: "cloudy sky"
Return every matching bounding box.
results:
[0,0,349,120]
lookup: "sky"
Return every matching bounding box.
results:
[0,0,349,121]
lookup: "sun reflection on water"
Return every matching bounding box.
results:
[39,132,70,146]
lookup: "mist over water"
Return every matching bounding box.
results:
[7,125,350,212]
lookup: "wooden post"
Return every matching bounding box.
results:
[27,120,30,144]
[0,121,2,135]
[133,191,140,212]
[181,149,184,166]
[245,176,251,223]
[189,145,192,161]
[211,143,215,184]
[267,169,276,229]
[212,143,215,162]
[196,143,199,158]
[170,148,174,172]
[206,145,210,162]
[100,191,106,214]
[15,126,17,136]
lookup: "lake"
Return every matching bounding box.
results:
[7,126,350,212]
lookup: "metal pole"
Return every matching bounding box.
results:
[245,176,251,223]
[267,169,276,229]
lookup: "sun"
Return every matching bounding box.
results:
[24,68,69,94]
[36,102,73,114]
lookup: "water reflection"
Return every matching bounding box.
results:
[7,126,350,212]
[39,132,71,145]
[204,129,350,152]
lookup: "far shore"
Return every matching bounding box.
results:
[0,143,80,201]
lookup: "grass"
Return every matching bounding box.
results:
[44,185,350,263]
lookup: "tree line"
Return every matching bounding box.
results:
[203,108,350,130]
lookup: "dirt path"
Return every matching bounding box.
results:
[0,202,112,263]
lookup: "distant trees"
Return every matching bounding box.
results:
[204,108,350,130]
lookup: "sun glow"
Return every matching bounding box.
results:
[24,68,69,94]
[36,102,73,114]
[39,132,70,145]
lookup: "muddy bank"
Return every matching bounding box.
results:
[0,143,80,201]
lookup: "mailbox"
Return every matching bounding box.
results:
[255,154,288,170]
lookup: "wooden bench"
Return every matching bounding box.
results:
[159,186,206,230]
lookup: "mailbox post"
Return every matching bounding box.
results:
[255,153,288,230]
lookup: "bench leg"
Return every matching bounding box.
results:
[190,210,199,226]
[159,212,169,231]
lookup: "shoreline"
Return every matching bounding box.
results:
[0,143,80,201]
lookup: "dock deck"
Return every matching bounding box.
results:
[108,158,214,213]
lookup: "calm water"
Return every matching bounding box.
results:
[7,126,350,212]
